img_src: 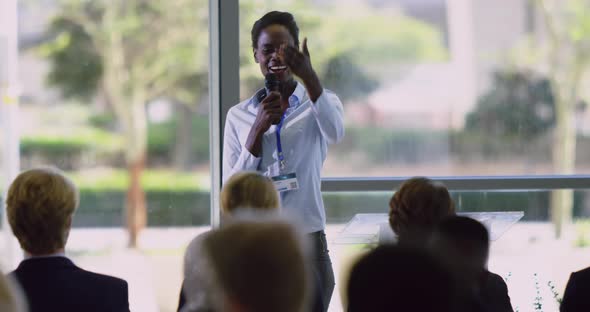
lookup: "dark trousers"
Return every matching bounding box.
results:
[308,230,335,311]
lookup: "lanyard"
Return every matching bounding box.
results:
[276,114,286,171]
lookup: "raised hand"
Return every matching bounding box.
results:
[280,37,314,82]
[280,38,323,102]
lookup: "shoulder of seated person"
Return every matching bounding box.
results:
[481,271,508,288]
[186,232,210,252]
[574,266,590,277]
[75,268,128,288]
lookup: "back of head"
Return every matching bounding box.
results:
[203,221,307,312]
[433,216,489,260]
[431,216,490,284]
[6,167,79,255]
[347,245,454,312]
[220,172,279,215]
[389,177,455,243]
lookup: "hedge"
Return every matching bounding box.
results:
[67,189,588,227]
[20,115,210,167]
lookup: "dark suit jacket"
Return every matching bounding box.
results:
[9,257,129,312]
[561,267,590,312]
[480,271,513,312]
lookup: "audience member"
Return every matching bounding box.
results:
[430,216,513,312]
[346,244,454,312]
[561,265,590,311]
[0,273,26,312]
[180,171,323,311]
[203,221,308,312]
[179,171,279,311]
[6,167,129,312]
[388,177,455,246]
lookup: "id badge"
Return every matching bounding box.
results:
[271,172,299,192]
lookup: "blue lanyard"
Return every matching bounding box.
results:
[276,114,286,171]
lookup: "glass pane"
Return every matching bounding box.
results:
[324,189,590,311]
[17,1,210,311]
[238,0,590,177]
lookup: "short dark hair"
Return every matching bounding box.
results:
[347,245,454,312]
[435,216,490,258]
[251,11,300,49]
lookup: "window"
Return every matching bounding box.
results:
[224,1,590,311]
[3,1,211,310]
[237,0,590,177]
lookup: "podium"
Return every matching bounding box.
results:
[334,211,524,244]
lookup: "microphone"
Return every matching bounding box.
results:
[265,73,281,94]
[264,73,283,125]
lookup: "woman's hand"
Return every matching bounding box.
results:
[280,38,323,102]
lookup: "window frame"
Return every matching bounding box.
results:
[0,0,22,270]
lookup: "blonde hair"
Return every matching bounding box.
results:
[220,172,279,214]
[6,167,79,254]
[389,177,455,240]
[204,221,307,312]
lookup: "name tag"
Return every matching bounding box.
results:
[271,172,299,192]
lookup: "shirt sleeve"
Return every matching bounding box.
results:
[309,89,345,144]
[222,109,262,184]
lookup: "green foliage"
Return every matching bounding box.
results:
[338,127,450,164]
[19,111,211,167]
[321,52,379,102]
[148,115,210,164]
[314,6,447,69]
[69,169,211,227]
[38,16,103,100]
[564,0,590,43]
[74,190,211,227]
[21,128,122,156]
[239,1,447,98]
[42,0,209,101]
[68,169,208,192]
[88,113,117,129]
[58,184,589,226]
[574,218,590,247]
[465,70,556,140]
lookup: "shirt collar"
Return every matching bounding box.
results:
[251,81,305,108]
[24,251,67,260]
[290,81,305,105]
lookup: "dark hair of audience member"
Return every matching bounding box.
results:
[432,216,489,270]
[389,177,455,245]
[203,221,307,312]
[251,11,300,49]
[430,216,514,312]
[347,245,454,312]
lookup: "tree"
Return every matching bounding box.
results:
[238,1,447,100]
[465,69,555,142]
[321,52,379,103]
[41,0,208,247]
[533,0,590,237]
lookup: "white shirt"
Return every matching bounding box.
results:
[223,82,344,233]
